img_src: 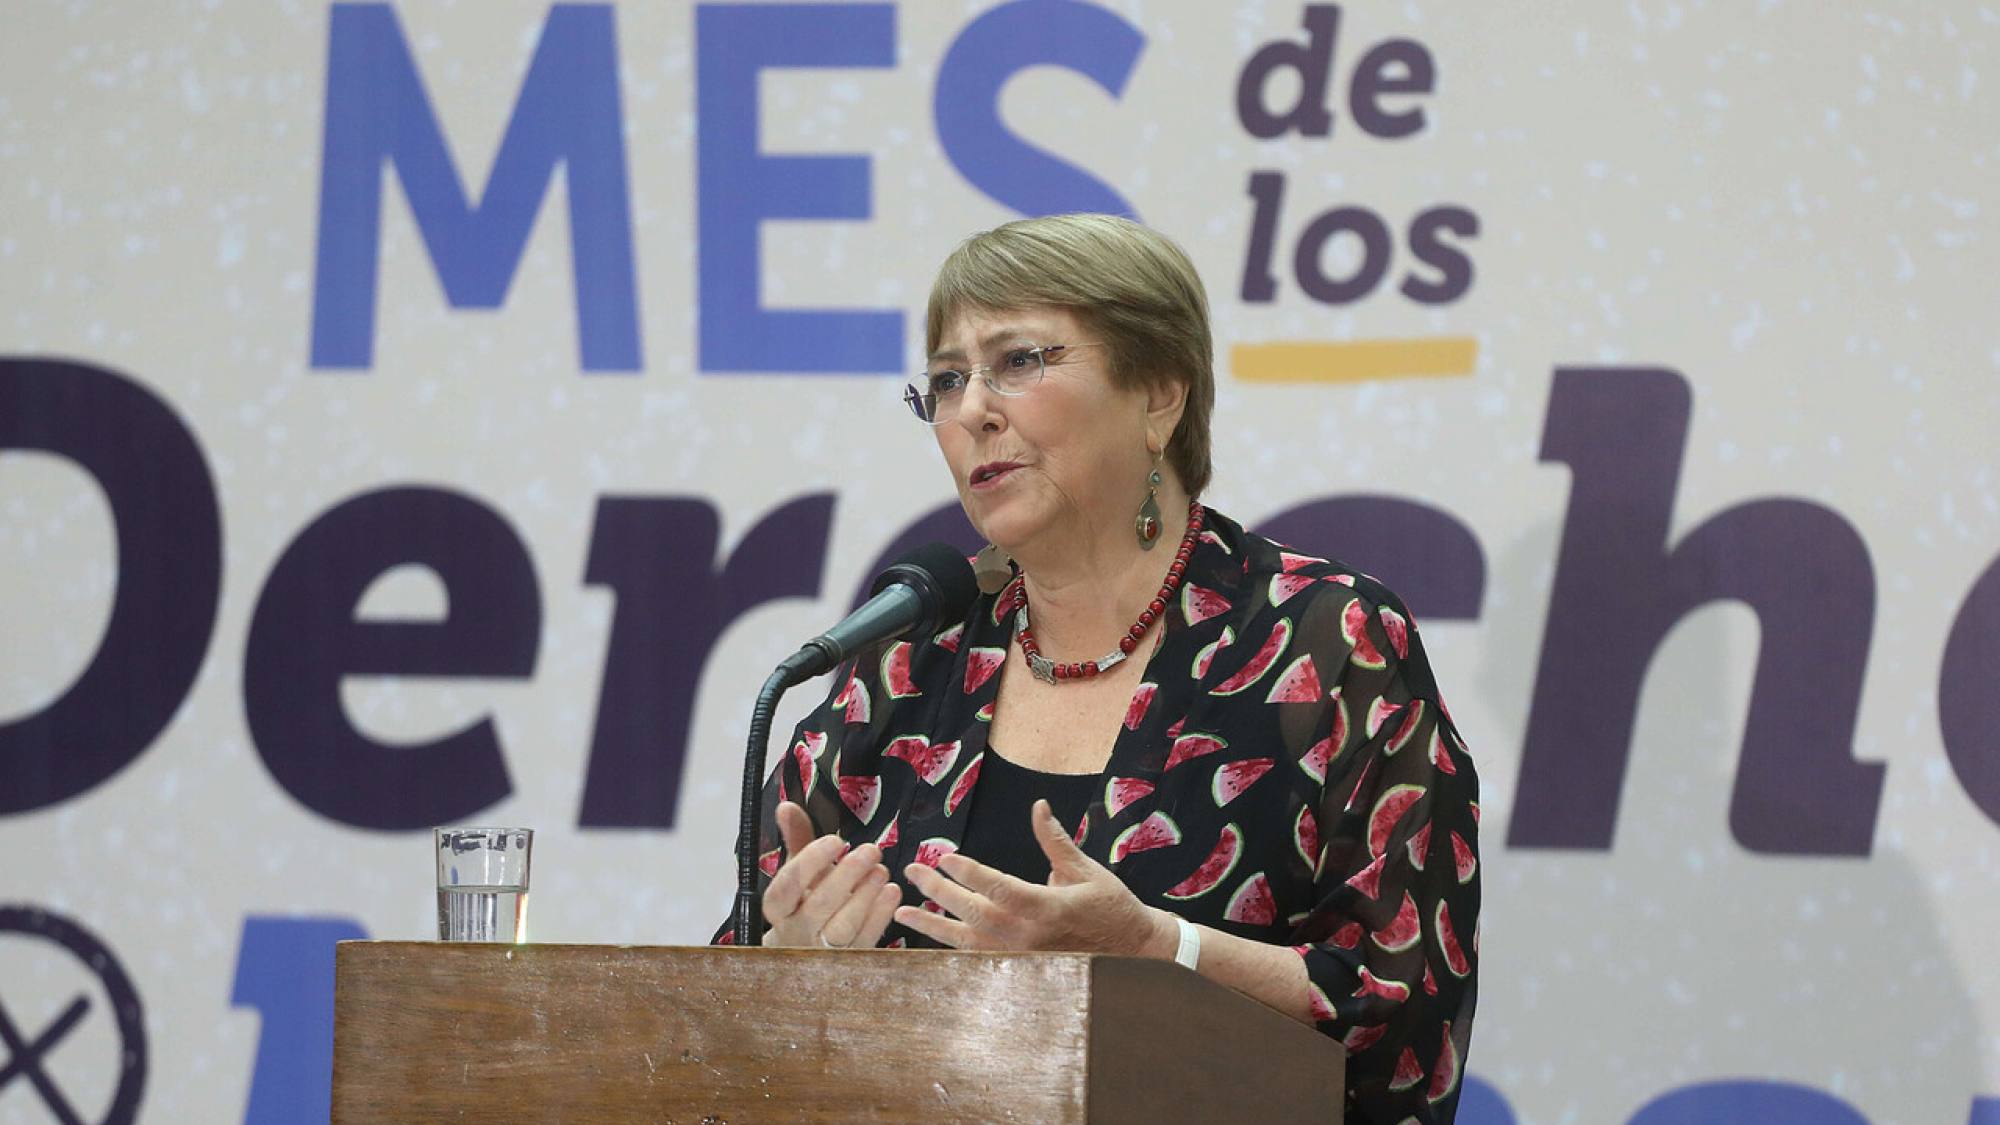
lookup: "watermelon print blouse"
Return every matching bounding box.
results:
[716,507,1480,1125]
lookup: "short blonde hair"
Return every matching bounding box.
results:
[925,214,1215,497]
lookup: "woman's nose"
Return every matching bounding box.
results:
[955,374,1006,433]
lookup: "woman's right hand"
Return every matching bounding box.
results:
[762,801,902,948]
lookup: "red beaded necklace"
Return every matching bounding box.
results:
[1005,500,1205,684]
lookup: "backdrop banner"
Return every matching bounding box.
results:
[2,3,1996,1122]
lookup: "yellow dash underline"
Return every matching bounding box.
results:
[1231,337,1479,384]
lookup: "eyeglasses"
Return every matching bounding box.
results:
[903,343,1103,426]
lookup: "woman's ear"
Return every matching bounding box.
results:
[1145,377,1188,453]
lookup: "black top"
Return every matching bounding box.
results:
[957,746,1098,886]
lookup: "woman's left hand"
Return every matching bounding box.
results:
[894,799,1176,958]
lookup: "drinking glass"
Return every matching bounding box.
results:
[434,827,533,942]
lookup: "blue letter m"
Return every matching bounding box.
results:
[310,3,640,372]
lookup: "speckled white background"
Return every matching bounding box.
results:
[2,2,1996,1122]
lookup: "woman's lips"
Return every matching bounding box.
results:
[970,461,1023,489]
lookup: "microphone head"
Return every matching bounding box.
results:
[870,541,980,638]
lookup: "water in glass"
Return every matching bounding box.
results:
[437,884,529,942]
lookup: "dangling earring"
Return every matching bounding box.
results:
[972,542,1015,595]
[1135,449,1165,550]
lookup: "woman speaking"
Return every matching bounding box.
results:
[718,213,1480,1124]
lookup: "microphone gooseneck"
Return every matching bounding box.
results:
[733,543,979,946]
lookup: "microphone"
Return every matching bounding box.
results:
[773,542,981,687]
[735,543,980,945]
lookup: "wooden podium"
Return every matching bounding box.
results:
[332,942,1343,1123]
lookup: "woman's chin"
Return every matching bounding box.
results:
[966,503,1039,556]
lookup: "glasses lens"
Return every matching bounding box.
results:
[903,384,941,424]
[991,348,1044,395]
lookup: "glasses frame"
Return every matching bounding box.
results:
[903,343,1102,426]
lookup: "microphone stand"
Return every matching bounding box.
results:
[733,648,824,947]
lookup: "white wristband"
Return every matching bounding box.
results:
[1173,917,1201,971]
